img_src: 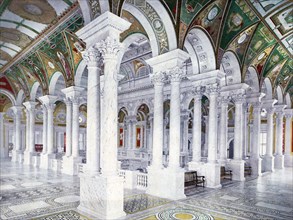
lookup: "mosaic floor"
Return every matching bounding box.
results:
[0,161,292,220]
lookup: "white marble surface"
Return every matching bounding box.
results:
[54,195,80,203]
[9,201,51,214]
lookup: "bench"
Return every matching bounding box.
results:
[184,171,205,188]
[221,166,232,180]
[244,164,252,176]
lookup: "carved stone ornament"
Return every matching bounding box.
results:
[167,66,185,82]
[232,94,246,104]
[266,107,275,115]
[95,36,123,57]
[206,84,220,95]
[150,71,166,85]
[82,47,102,65]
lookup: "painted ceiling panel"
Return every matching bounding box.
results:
[0,49,12,61]
[220,0,259,50]
[0,60,7,65]
[0,76,14,95]
[1,41,21,51]
[17,26,38,38]
[0,27,32,48]
[162,0,178,23]
[249,0,286,16]
[47,0,73,15]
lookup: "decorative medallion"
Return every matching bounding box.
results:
[8,0,57,24]
[156,208,214,220]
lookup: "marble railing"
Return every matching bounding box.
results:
[136,172,148,189]
[77,164,148,190]
[51,159,63,172]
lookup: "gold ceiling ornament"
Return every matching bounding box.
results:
[0,50,12,62]
[8,0,57,24]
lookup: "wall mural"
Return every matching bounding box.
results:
[0,76,14,95]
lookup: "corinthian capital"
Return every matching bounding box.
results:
[82,47,102,66]
[95,36,123,57]
[219,96,231,105]
[150,71,166,85]
[232,94,246,104]
[206,84,220,95]
[167,66,185,82]
[192,86,204,100]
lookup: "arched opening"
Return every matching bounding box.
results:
[183,27,216,75]
[221,51,242,85]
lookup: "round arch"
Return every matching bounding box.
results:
[30,81,42,101]
[261,78,273,100]
[285,93,292,108]
[221,51,242,85]
[16,90,25,105]
[0,89,16,106]
[74,60,87,87]
[184,27,216,74]
[122,3,159,56]
[245,66,260,94]
[49,72,65,95]
[275,85,284,104]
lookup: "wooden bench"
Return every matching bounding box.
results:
[221,166,232,180]
[184,171,205,188]
[244,164,252,176]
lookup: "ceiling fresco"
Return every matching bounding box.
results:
[0,0,292,104]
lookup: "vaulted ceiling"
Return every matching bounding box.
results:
[0,0,292,106]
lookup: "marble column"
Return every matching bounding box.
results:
[23,101,37,165]
[96,37,122,176]
[149,72,165,168]
[205,84,221,188]
[148,113,154,160]
[64,98,72,157]
[76,11,130,220]
[39,95,58,169]
[250,102,262,176]
[284,110,293,167]
[25,109,30,154]
[61,86,85,175]
[275,105,285,169]
[42,106,47,155]
[145,49,189,199]
[0,113,5,158]
[11,106,23,163]
[181,111,189,167]
[230,94,245,181]
[168,67,183,169]
[219,96,229,165]
[81,48,101,175]
[188,86,204,170]
[264,108,275,172]
[242,104,248,159]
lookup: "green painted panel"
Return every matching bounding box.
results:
[180,0,210,25]
[262,45,289,77]
[220,0,259,49]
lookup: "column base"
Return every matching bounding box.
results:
[203,162,221,188]
[11,150,23,163]
[78,174,126,220]
[62,156,81,175]
[250,156,262,176]
[263,155,275,172]
[23,151,36,165]
[274,155,284,169]
[39,153,56,169]
[284,154,293,167]
[229,159,245,181]
[146,166,186,200]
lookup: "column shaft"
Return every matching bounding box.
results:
[72,100,80,158]
[276,112,284,155]
[29,108,35,153]
[83,48,101,175]
[266,109,274,156]
[47,106,55,154]
[42,107,47,154]
[169,79,181,168]
[251,104,261,158]
[192,92,202,162]
[219,99,228,162]
[207,89,218,163]
[152,80,164,167]
[285,115,292,155]
[65,100,72,156]
[234,101,243,160]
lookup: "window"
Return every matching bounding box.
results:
[260,132,267,156]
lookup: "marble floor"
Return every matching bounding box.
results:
[0,161,292,220]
